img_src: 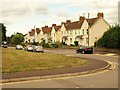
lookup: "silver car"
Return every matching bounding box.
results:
[33,46,44,53]
[16,45,23,50]
[26,45,35,52]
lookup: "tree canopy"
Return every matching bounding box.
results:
[97,24,120,49]
[11,33,24,45]
[0,23,7,42]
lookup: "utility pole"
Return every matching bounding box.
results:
[34,25,36,42]
[88,13,90,47]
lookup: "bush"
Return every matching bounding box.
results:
[31,41,39,45]
[44,43,51,48]
[97,24,120,48]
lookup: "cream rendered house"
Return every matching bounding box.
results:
[51,24,61,43]
[87,13,109,47]
[59,17,88,46]
[24,29,35,43]
[88,13,110,46]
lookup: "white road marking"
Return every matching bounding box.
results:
[94,53,117,57]
[66,55,74,56]
[2,60,117,86]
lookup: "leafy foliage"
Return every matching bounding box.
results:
[97,24,120,48]
[11,33,24,45]
[1,24,7,42]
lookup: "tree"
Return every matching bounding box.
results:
[97,24,120,48]
[11,33,24,45]
[0,23,7,42]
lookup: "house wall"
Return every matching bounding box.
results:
[51,27,56,42]
[60,24,66,42]
[89,18,110,46]
[66,20,89,46]
[55,29,61,42]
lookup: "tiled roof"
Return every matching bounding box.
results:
[86,18,97,27]
[29,29,35,36]
[65,20,84,30]
[42,26,52,34]
[54,25,61,31]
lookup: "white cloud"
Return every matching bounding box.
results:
[0,0,119,36]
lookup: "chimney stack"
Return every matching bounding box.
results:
[31,29,35,31]
[97,13,104,18]
[66,20,71,23]
[36,28,39,30]
[52,24,56,27]
[79,16,85,21]
[61,22,65,25]
[45,25,48,28]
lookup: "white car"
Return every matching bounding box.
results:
[33,46,44,53]
[26,45,35,52]
[16,45,23,50]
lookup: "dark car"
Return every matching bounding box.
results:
[16,45,23,50]
[76,46,93,54]
[2,44,7,48]
[2,41,7,48]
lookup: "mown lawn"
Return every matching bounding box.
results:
[2,48,87,73]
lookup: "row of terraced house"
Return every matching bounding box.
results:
[24,12,110,46]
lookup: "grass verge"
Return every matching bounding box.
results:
[2,48,87,73]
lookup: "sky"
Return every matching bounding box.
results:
[0,0,119,36]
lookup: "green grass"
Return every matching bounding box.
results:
[2,48,87,73]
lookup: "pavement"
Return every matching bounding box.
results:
[2,57,112,83]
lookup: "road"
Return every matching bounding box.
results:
[2,49,119,88]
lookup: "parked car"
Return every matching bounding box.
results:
[2,44,8,48]
[16,45,23,50]
[76,46,93,54]
[33,46,44,53]
[2,41,7,48]
[25,45,35,52]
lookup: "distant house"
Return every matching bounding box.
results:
[25,12,110,47]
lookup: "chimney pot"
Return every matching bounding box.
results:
[79,16,85,21]
[66,20,71,23]
[97,13,104,18]
[52,24,56,27]
[45,26,48,28]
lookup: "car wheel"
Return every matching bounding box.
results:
[91,51,93,54]
[82,51,84,54]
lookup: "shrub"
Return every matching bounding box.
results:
[97,24,120,48]
[44,43,51,48]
